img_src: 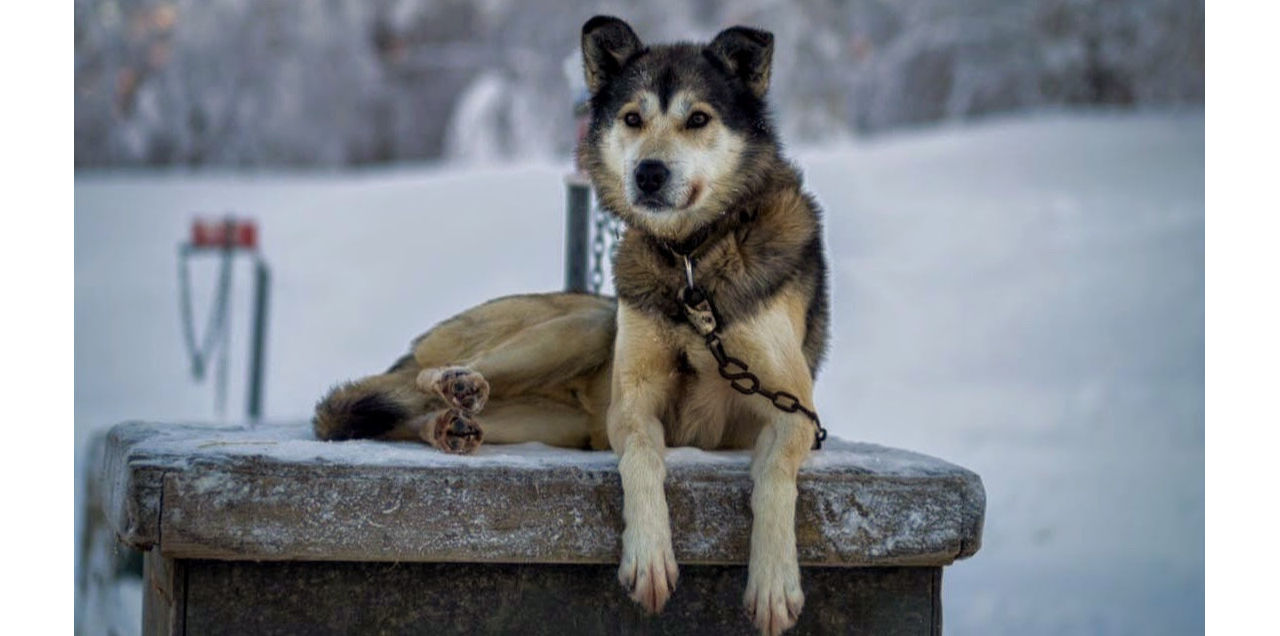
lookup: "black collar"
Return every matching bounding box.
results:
[650,208,755,263]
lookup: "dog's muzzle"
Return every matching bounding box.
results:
[633,160,673,209]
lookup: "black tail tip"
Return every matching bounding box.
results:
[313,388,406,441]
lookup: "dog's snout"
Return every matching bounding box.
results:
[634,160,670,194]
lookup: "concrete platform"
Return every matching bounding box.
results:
[89,421,985,634]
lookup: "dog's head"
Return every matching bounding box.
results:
[577,16,779,242]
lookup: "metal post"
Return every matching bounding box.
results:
[214,220,234,417]
[564,175,592,292]
[246,257,270,422]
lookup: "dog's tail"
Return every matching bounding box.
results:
[313,356,431,441]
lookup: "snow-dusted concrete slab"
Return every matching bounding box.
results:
[94,421,984,566]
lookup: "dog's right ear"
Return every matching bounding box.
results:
[581,16,643,95]
[706,26,774,99]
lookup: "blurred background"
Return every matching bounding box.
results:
[75,1,1204,634]
[75,0,1203,167]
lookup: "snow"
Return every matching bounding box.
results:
[100,421,981,572]
[101,420,971,478]
[74,110,1203,634]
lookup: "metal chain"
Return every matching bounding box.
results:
[702,331,826,449]
[609,215,624,264]
[178,224,235,381]
[589,202,626,294]
[177,220,237,417]
[590,203,609,293]
[677,261,828,450]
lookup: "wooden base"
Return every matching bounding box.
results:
[143,554,940,635]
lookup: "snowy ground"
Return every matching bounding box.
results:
[74,110,1204,634]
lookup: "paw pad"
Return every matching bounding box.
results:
[425,408,483,454]
[419,367,490,413]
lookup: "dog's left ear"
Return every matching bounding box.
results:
[582,16,644,95]
[706,26,774,99]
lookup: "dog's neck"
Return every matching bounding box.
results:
[650,207,754,262]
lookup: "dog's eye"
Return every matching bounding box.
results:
[686,111,711,129]
[623,113,642,128]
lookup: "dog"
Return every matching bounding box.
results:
[313,16,829,634]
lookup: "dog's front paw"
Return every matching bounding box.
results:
[618,526,679,614]
[744,554,804,635]
[420,408,484,454]
[419,367,490,413]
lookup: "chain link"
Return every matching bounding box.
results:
[609,215,624,264]
[681,280,827,450]
[703,331,827,449]
[590,203,608,293]
[589,201,627,294]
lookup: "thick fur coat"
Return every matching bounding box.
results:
[313,16,831,634]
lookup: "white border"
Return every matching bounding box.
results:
[1206,2,1279,633]
[2,1,73,630]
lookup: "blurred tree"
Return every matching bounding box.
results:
[73,0,1204,168]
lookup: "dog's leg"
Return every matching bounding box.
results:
[609,304,679,614]
[742,410,811,635]
[402,396,596,453]
[399,408,485,454]
[417,367,491,413]
[415,311,614,400]
[477,397,594,448]
[732,296,817,635]
[412,310,613,451]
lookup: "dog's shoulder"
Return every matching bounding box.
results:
[734,167,822,261]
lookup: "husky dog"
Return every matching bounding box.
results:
[314,16,829,634]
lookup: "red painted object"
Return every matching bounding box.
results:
[191,219,258,250]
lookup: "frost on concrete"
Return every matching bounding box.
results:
[93,421,984,567]
[109,418,976,475]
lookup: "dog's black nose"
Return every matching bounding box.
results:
[634,160,670,194]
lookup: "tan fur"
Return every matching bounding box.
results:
[314,200,819,632]
[605,282,816,632]
[316,220,818,634]
[599,90,748,242]
[315,17,828,634]
[314,293,616,451]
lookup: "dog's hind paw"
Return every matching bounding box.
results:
[744,559,804,635]
[618,528,679,614]
[419,366,490,413]
[421,408,484,454]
